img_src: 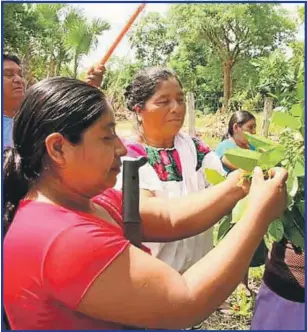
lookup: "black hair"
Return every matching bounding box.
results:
[3,53,21,66]
[3,77,109,234]
[124,67,183,112]
[222,110,256,140]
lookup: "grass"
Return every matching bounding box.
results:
[117,112,270,330]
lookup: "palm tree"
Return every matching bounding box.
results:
[63,9,110,78]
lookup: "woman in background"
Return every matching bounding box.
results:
[216,111,267,295]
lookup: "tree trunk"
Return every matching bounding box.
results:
[222,58,234,113]
[186,92,196,136]
[73,51,78,78]
[261,96,273,137]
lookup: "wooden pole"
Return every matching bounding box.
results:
[98,3,146,66]
[261,96,273,137]
[187,92,196,136]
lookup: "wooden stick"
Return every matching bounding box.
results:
[99,3,146,66]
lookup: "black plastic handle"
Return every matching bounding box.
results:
[122,157,147,248]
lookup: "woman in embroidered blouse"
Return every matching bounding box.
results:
[4,77,288,329]
[119,67,226,274]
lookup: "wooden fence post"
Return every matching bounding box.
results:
[187,92,195,136]
[261,96,273,137]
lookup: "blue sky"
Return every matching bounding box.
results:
[75,2,304,72]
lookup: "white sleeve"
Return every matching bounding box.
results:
[202,151,226,176]
[114,156,162,192]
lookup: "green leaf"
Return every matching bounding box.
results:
[217,215,232,242]
[296,81,304,101]
[271,112,301,130]
[257,146,285,169]
[295,201,305,220]
[286,168,299,197]
[244,132,276,152]
[283,210,304,250]
[294,158,305,177]
[225,148,261,172]
[232,196,249,224]
[264,234,273,251]
[267,219,284,242]
[290,103,303,118]
[204,168,225,185]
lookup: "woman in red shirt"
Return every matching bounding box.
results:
[4,77,287,330]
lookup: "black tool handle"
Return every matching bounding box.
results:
[122,157,147,248]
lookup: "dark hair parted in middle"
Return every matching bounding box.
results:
[124,67,183,112]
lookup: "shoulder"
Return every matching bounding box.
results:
[215,139,236,157]
[191,136,211,155]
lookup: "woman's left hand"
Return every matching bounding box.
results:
[226,169,251,196]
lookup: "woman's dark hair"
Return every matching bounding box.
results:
[222,110,256,140]
[124,67,183,112]
[4,77,109,234]
[3,53,21,65]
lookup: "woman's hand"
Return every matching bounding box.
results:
[247,166,288,226]
[226,169,251,196]
[85,64,105,88]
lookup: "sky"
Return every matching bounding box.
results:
[71,2,304,72]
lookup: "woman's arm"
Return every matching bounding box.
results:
[77,168,287,329]
[139,170,246,242]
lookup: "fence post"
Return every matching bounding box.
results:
[187,92,195,136]
[261,96,273,137]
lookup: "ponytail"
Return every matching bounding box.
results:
[221,133,229,141]
[3,147,30,235]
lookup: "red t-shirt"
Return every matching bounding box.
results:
[4,189,147,330]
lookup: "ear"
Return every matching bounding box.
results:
[133,105,144,123]
[233,123,240,133]
[45,133,70,167]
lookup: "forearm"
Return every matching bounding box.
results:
[179,209,268,325]
[140,179,244,242]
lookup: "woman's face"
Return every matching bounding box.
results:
[139,77,186,141]
[49,103,127,197]
[233,119,256,144]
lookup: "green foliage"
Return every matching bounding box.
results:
[102,57,143,114]
[217,75,305,250]
[129,12,177,67]
[168,3,296,110]
[204,169,225,185]
[267,220,284,242]
[3,3,110,81]
[225,149,261,172]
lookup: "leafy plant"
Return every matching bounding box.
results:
[206,75,304,250]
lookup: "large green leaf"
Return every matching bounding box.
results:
[244,132,276,152]
[264,234,273,251]
[290,103,303,118]
[232,196,249,224]
[272,112,301,130]
[267,219,284,242]
[225,148,261,172]
[294,158,305,177]
[204,168,225,185]
[257,146,285,169]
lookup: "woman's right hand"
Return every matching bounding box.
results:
[247,166,288,226]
